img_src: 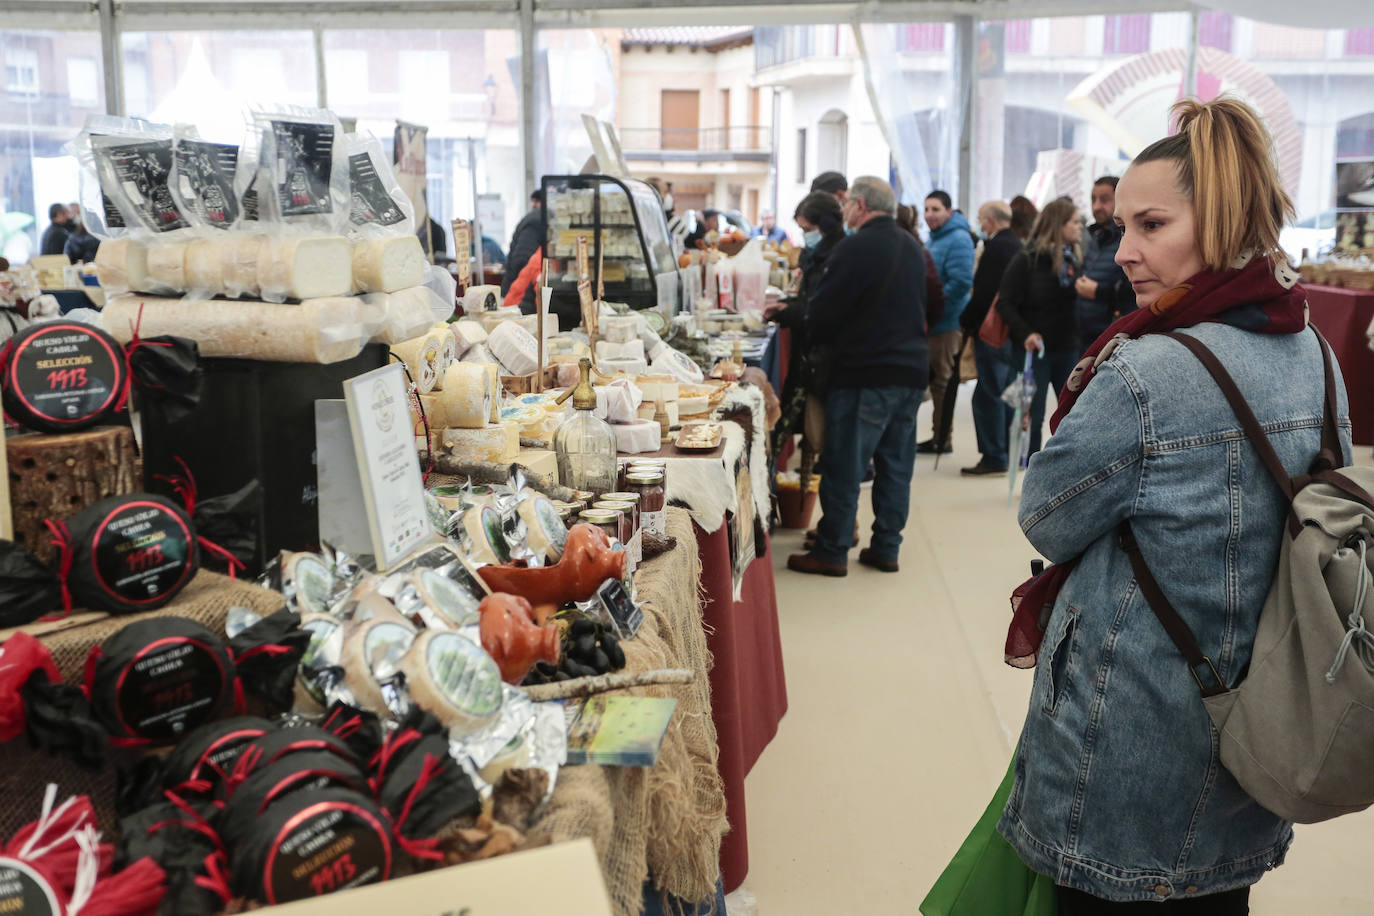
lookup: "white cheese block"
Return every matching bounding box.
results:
[341,616,416,713]
[435,325,458,377]
[443,424,514,464]
[595,339,645,361]
[678,395,710,416]
[488,320,539,376]
[603,314,639,343]
[399,629,504,736]
[366,286,434,345]
[458,505,510,565]
[499,419,520,458]
[438,363,490,428]
[650,344,706,385]
[613,418,662,454]
[146,240,190,292]
[517,496,568,563]
[224,233,266,298]
[450,319,487,356]
[477,306,522,330]
[392,331,445,394]
[184,238,228,295]
[637,401,680,427]
[94,238,148,294]
[413,392,442,432]
[103,293,366,364]
[462,284,503,313]
[635,375,679,403]
[594,380,641,424]
[597,356,648,378]
[516,314,555,341]
[353,235,425,293]
[258,235,353,301]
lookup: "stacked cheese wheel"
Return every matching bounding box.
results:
[401,319,518,464]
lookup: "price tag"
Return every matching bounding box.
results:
[451,218,472,288]
[596,577,642,639]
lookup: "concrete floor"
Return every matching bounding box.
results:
[735,383,1374,915]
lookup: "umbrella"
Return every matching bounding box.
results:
[932,331,970,471]
[1004,349,1038,506]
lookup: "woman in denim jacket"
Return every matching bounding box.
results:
[998,97,1352,913]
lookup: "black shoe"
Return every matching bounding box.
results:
[787,552,848,577]
[961,462,1007,477]
[917,439,953,455]
[858,548,899,573]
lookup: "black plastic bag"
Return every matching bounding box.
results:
[22,668,107,769]
[374,707,480,844]
[127,335,202,427]
[0,540,60,626]
[119,797,228,916]
[227,608,311,711]
[193,479,262,577]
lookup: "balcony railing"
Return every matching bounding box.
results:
[619,126,770,154]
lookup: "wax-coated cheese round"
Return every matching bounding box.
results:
[1,322,128,434]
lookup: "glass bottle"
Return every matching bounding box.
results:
[554,358,618,495]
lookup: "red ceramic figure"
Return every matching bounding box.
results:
[479,593,560,684]
[476,523,628,610]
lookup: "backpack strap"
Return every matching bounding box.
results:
[1305,325,1342,477]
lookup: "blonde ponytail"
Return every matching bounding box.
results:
[1135,95,1294,271]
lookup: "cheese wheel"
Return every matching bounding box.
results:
[294,613,343,713]
[224,233,266,298]
[458,505,510,565]
[409,568,483,629]
[184,237,228,295]
[613,418,661,454]
[462,284,502,312]
[353,235,424,293]
[596,339,645,361]
[499,405,543,435]
[146,239,190,292]
[391,332,445,394]
[515,314,555,341]
[435,326,458,377]
[517,496,568,563]
[413,391,443,431]
[598,356,648,377]
[450,319,487,356]
[399,629,504,736]
[258,235,354,301]
[438,362,490,428]
[603,315,639,343]
[487,321,539,376]
[499,419,520,458]
[515,392,558,412]
[340,616,416,713]
[637,400,680,427]
[94,238,149,294]
[442,425,512,465]
[103,293,366,364]
[282,551,333,614]
[636,375,679,403]
[478,307,523,333]
[367,286,435,345]
[476,362,501,422]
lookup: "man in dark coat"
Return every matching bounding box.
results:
[502,189,543,312]
[40,203,71,256]
[1073,175,1135,350]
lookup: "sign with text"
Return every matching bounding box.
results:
[451,218,472,288]
[343,363,432,569]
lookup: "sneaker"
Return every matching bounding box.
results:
[917,439,953,455]
[857,548,899,573]
[787,552,848,577]
[961,462,1007,477]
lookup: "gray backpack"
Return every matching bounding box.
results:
[1120,328,1374,824]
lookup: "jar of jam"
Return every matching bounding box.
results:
[601,491,641,535]
[626,470,666,538]
[578,509,620,544]
[593,499,635,550]
[628,458,668,492]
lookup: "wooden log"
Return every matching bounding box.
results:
[517,668,696,702]
[7,426,138,564]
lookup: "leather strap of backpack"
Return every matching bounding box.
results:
[1117,522,1229,698]
[1308,325,1342,474]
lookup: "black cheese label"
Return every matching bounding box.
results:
[6,323,124,430]
[94,139,189,232]
[174,138,240,227]
[264,802,391,904]
[90,499,194,606]
[114,635,228,740]
[270,120,335,218]
[0,859,59,916]
[348,151,405,228]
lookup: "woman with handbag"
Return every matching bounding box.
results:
[997,96,1349,913]
[994,197,1083,457]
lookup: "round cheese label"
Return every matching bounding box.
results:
[89,499,195,606]
[264,802,391,904]
[0,857,61,916]
[533,498,568,556]
[479,507,510,564]
[4,322,125,431]
[297,617,341,706]
[418,570,481,627]
[115,635,228,740]
[425,632,502,721]
[362,622,414,676]
[287,555,332,614]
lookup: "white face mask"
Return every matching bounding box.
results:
[803,229,822,248]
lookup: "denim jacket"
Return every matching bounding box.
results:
[998,322,1351,902]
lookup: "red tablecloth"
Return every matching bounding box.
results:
[1306,284,1374,445]
[695,522,788,893]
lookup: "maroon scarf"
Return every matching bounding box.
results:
[1005,255,1308,667]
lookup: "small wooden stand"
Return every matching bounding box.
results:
[7,426,138,563]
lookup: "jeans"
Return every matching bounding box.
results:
[1057,886,1249,914]
[1026,348,1079,457]
[972,339,1014,469]
[814,385,923,565]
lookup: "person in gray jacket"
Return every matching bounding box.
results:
[1073,176,1136,350]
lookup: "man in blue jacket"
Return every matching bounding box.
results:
[1073,176,1135,351]
[920,190,973,454]
[788,176,929,577]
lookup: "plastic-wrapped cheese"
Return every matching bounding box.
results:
[598,356,648,377]
[437,362,490,428]
[146,239,190,292]
[459,505,510,565]
[488,321,539,376]
[103,294,366,364]
[613,418,661,454]
[258,235,353,301]
[294,613,343,713]
[450,319,487,356]
[636,375,679,403]
[517,495,568,563]
[353,235,424,293]
[341,617,416,714]
[603,314,640,343]
[596,339,645,361]
[185,237,228,295]
[94,238,149,294]
[399,629,503,736]
[367,286,434,345]
[224,233,266,298]
[442,424,514,464]
[594,380,640,424]
[391,331,445,394]
[637,401,679,427]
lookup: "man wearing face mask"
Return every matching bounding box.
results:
[1073,176,1136,353]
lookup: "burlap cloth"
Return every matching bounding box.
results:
[0,571,288,840]
[531,506,728,916]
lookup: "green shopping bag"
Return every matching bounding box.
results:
[919,747,1057,916]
